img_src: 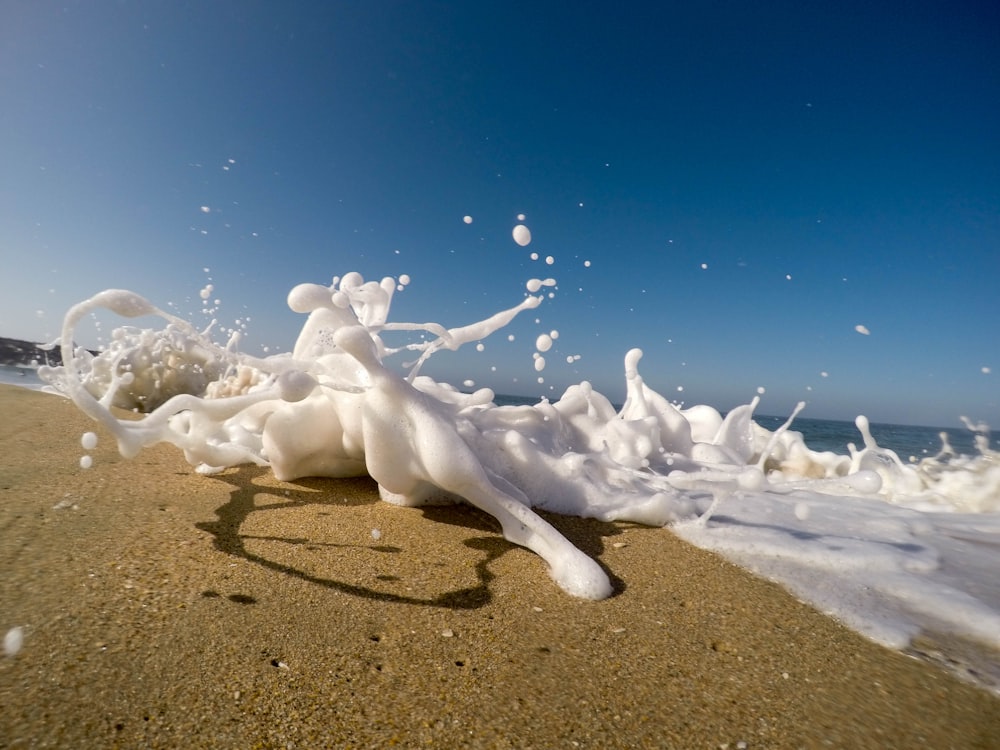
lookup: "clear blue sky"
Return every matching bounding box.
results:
[1,1,997,427]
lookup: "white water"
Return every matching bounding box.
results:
[39,268,1000,690]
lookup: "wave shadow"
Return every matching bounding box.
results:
[195,466,624,608]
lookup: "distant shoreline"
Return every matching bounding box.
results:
[0,336,64,368]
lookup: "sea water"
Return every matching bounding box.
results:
[36,265,1000,693]
[0,365,44,390]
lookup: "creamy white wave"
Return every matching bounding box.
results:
[40,272,1000,687]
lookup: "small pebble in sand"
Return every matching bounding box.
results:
[4,627,24,657]
[441,629,454,638]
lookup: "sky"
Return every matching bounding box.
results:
[1,1,997,428]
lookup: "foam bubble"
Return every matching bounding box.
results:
[512,224,532,247]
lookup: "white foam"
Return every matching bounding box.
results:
[40,270,1000,686]
[512,224,531,247]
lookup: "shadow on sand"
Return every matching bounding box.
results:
[196,466,625,609]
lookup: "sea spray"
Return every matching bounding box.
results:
[39,271,1000,689]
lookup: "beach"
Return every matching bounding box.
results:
[2,383,998,749]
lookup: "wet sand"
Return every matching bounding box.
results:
[2,384,998,748]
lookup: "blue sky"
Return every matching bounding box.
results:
[1,1,997,427]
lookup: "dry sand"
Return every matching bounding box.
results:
[1,383,998,749]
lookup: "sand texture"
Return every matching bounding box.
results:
[1,384,998,748]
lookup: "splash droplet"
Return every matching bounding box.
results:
[512,225,532,247]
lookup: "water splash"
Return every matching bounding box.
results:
[39,271,1000,687]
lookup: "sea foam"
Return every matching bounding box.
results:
[39,270,1000,690]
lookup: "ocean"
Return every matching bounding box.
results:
[19,274,1000,695]
[756,413,998,459]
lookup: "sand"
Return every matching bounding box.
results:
[1,383,998,749]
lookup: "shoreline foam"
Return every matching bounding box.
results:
[2,384,998,747]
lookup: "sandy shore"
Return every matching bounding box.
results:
[1,384,998,748]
